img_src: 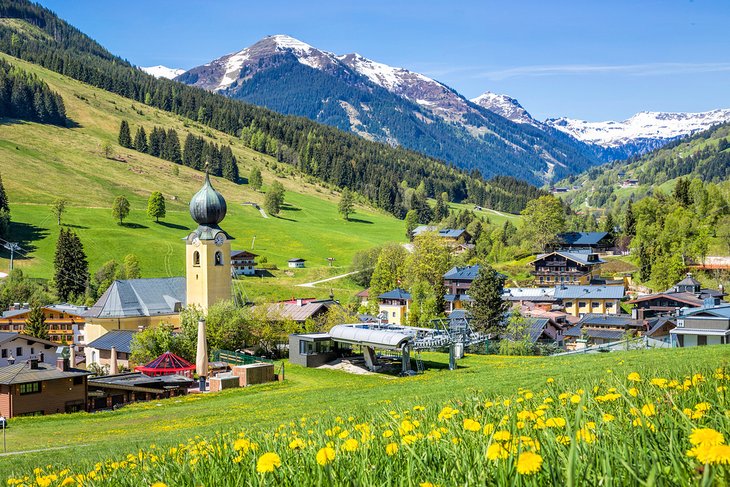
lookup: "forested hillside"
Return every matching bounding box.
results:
[558,122,730,212]
[0,0,544,215]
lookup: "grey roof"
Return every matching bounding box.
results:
[558,232,610,246]
[0,332,61,348]
[86,330,137,354]
[554,285,625,300]
[412,226,467,239]
[444,294,472,303]
[379,288,412,300]
[448,309,471,321]
[577,313,642,328]
[682,304,730,319]
[329,324,412,350]
[263,300,340,322]
[0,361,90,385]
[85,277,185,319]
[564,326,626,340]
[89,372,193,390]
[646,317,676,337]
[674,274,702,288]
[190,173,227,230]
[288,258,306,263]
[2,304,87,319]
[527,318,550,342]
[444,265,480,281]
[503,287,557,302]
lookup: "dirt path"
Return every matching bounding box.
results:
[297,270,361,288]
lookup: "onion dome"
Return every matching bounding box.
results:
[190,173,227,227]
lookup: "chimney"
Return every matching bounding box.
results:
[56,356,69,371]
[29,357,39,369]
[296,298,303,307]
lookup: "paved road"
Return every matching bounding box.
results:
[0,444,90,457]
[297,270,361,288]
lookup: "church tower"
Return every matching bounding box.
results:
[186,173,232,311]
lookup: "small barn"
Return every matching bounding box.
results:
[288,258,306,268]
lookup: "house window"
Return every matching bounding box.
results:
[564,302,573,308]
[591,302,601,308]
[73,376,84,385]
[578,302,586,309]
[215,251,223,266]
[16,347,22,357]
[606,302,614,308]
[698,335,707,346]
[0,349,5,358]
[30,347,35,355]
[19,381,41,395]
[193,251,200,267]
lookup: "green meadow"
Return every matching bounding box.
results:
[1,345,727,480]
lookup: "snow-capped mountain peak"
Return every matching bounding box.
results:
[338,52,434,94]
[545,109,730,148]
[471,91,537,126]
[141,65,185,79]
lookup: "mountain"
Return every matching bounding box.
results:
[0,2,546,216]
[141,65,185,79]
[545,109,730,159]
[471,92,538,127]
[177,35,601,184]
[556,121,730,210]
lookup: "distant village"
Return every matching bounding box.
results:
[1,177,728,421]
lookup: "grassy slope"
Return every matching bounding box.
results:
[1,345,727,477]
[0,53,405,299]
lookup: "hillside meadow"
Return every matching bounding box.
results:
[0,53,406,298]
[1,346,728,484]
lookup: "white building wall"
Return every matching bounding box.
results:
[0,338,59,367]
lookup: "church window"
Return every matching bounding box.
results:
[215,251,223,266]
[193,251,200,267]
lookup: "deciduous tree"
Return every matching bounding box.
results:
[147,191,166,222]
[112,195,130,225]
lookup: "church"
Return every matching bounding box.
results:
[84,174,233,363]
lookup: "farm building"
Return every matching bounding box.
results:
[231,250,258,276]
[288,258,306,268]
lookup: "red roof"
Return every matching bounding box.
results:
[134,351,195,377]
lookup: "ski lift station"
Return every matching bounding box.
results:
[289,314,487,375]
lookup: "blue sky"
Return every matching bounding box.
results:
[39,0,730,121]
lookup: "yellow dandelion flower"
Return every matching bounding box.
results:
[383,430,394,438]
[256,452,281,473]
[289,438,306,450]
[516,451,543,475]
[493,430,511,442]
[463,418,481,432]
[627,372,641,382]
[545,417,566,428]
[602,413,615,422]
[341,439,359,452]
[576,428,596,443]
[338,430,350,439]
[386,442,399,456]
[650,378,668,388]
[483,423,495,435]
[628,387,639,397]
[695,402,711,412]
[486,443,509,460]
[546,378,554,383]
[690,428,725,447]
[556,435,571,445]
[316,447,336,466]
[402,434,417,445]
[413,405,425,411]
[399,420,415,435]
[641,403,656,417]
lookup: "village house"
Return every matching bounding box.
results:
[288,258,306,268]
[85,329,136,371]
[0,355,90,418]
[231,250,258,276]
[553,231,614,253]
[628,273,726,320]
[378,288,412,326]
[355,289,370,308]
[530,251,604,287]
[564,314,645,349]
[412,226,472,245]
[502,287,558,310]
[263,298,341,324]
[670,303,730,347]
[0,303,87,346]
[0,332,60,367]
[554,285,625,318]
[443,265,480,313]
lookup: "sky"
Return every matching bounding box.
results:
[38,0,730,121]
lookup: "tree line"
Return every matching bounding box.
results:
[118,120,239,183]
[0,58,65,125]
[0,1,543,216]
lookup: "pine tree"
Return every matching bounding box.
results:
[148,127,165,157]
[0,172,10,214]
[118,120,131,148]
[133,126,148,153]
[146,191,166,222]
[405,210,419,241]
[338,188,355,221]
[467,264,508,334]
[624,201,636,237]
[54,229,89,302]
[112,195,130,225]
[220,146,238,182]
[673,177,692,207]
[249,167,263,191]
[24,304,49,340]
[162,129,182,164]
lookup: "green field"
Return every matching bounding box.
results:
[1,346,728,483]
[0,53,405,298]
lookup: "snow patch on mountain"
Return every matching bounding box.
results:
[141,65,185,79]
[471,92,537,126]
[338,53,433,93]
[546,109,730,147]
